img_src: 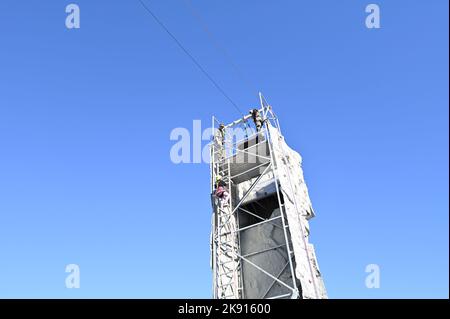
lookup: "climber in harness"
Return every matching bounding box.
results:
[249,109,263,132]
[214,175,230,208]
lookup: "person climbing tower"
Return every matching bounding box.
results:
[214,175,230,208]
[249,109,263,132]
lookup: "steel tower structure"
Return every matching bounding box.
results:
[209,94,327,299]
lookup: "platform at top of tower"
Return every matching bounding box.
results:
[218,133,271,184]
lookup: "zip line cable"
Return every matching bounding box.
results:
[137,0,244,117]
[181,0,258,96]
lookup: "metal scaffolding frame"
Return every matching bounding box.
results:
[210,93,303,299]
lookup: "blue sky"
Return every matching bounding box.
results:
[0,0,448,298]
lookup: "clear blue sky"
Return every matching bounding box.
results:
[0,0,448,298]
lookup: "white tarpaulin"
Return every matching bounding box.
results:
[268,124,327,299]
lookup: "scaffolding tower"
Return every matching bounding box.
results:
[210,93,327,299]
